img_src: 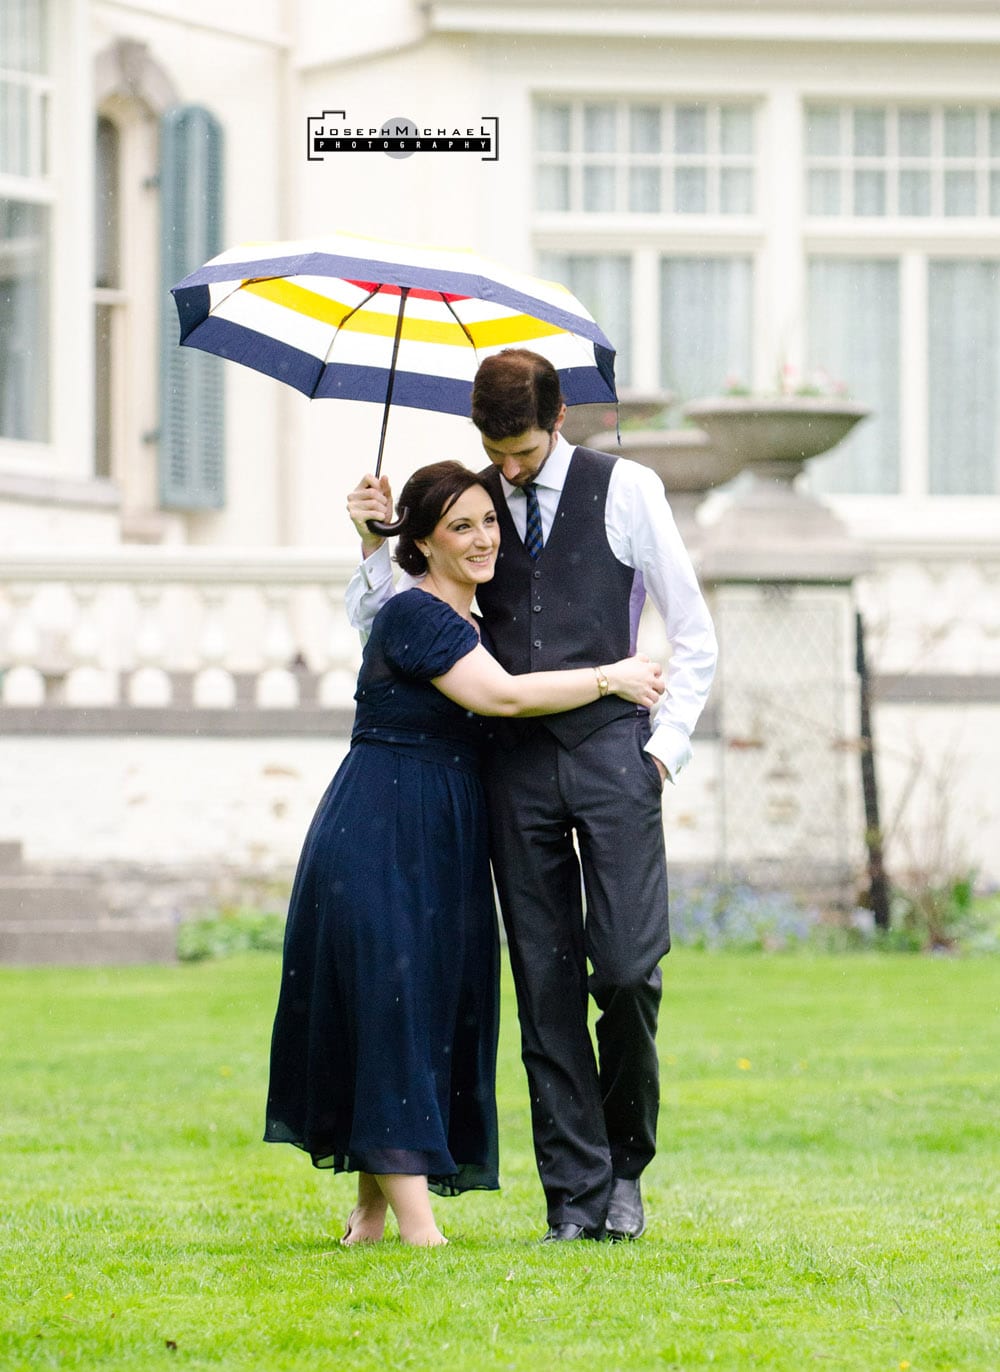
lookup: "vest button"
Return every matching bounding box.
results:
[532,604,542,613]
[533,639,542,648]
[533,570,541,579]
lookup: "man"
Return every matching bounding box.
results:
[345,349,717,1242]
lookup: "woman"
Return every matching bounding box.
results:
[264,462,663,1247]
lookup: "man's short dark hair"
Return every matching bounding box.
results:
[471,349,564,441]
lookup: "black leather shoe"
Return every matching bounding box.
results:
[605,1178,645,1241]
[541,1222,605,1243]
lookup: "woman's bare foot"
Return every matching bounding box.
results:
[399,1224,448,1247]
[375,1173,447,1247]
[340,1173,388,1245]
[340,1205,387,1245]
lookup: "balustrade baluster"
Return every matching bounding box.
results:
[64,584,118,705]
[193,587,236,708]
[977,564,1000,648]
[317,585,359,707]
[256,588,299,708]
[1,585,47,705]
[127,585,173,706]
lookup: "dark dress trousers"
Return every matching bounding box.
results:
[477,448,669,1231]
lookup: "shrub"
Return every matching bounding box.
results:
[669,875,822,952]
[884,876,1000,954]
[177,906,286,962]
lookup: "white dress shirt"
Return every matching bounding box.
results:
[345,433,718,782]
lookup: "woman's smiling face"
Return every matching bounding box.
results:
[419,485,500,586]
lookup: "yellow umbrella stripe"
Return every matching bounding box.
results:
[464,316,569,347]
[241,278,570,349]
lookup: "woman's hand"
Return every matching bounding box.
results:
[604,654,665,709]
[347,474,395,556]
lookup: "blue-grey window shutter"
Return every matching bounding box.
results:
[159,105,225,509]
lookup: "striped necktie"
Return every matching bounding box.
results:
[524,482,543,559]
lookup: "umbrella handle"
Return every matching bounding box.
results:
[366,507,409,537]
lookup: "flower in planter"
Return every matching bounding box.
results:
[779,363,850,398]
[722,365,851,400]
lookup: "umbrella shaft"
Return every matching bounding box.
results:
[375,285,411,478]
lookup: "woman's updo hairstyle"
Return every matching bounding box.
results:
[394,461,491,576]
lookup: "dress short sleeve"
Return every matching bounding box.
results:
[378,588,479,681]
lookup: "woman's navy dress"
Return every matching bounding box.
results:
[265,589,499,1195]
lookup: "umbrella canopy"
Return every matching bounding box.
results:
[170,229,617,427]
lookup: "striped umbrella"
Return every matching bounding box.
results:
[170,230,617,497]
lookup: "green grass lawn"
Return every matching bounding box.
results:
[1,953,998,1372]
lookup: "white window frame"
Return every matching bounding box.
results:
[92,91,163,524]
[535,95,758,219]
[0,0,94,482]
[804,93,1000,526]
[804,102,1000,221]
[0,27,54,452]
[532,92,765,398]
[531,83,1000,532]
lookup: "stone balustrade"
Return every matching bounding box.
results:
[2,536,1000,924]
[1,538,998,717]
[0,548,364,713]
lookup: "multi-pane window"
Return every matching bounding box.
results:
[660,257,752,402]
[537,253,632,385]
[536,99,756,215]
[809,250,1000,497]
[804,102,1000,495]
[928,260,1000,495]
[535,251,753,401]
[0,0,51,443]
[532,91,1000,499]
[534,97,757,402]
[806,104,1000,218]
[806,259,901,495]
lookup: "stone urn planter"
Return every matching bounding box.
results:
[561,392,672,447]
[681,395,870,481]
[681,395,872,582]
[588,427,744,535]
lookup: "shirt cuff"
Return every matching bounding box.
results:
[644,724,692,785]
[358,541,394,590]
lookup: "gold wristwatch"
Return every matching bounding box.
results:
[594,666,609,698]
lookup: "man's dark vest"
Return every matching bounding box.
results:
[478,446,641,749]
